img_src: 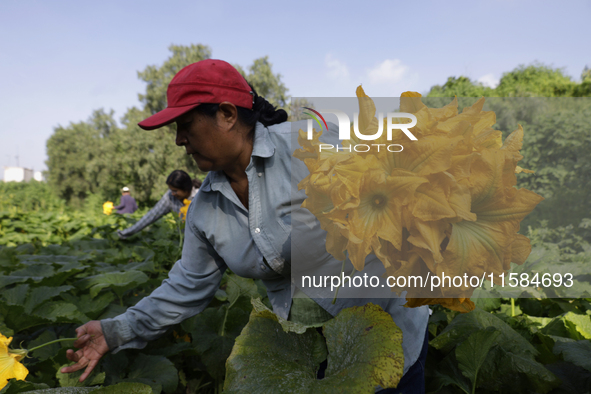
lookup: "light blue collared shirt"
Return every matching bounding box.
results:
[102,120,429,375]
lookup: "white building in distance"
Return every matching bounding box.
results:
[3,167,44,182]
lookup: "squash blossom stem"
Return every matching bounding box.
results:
[27,338,78,353]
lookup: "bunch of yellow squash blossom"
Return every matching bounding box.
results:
[179,199,191,221]
[294,87,543,312]
[102,201,114,215]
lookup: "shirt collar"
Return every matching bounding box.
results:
[201,122,276,192]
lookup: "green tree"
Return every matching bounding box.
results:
[244,56,288,109]
[138,44,212,115]
[424,63,591,236]
[573,65,591,97]
[46,109,117,206]
[516,99,591,229]
[46,44,291,206]
[495,63,575,97]
[427,76,493,97]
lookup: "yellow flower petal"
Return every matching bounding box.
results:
[400,91,426,114]
[103,201,113,215]
[179,199,192,221]
[0,334,29,389]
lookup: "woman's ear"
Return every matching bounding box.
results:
[217,102,238,130]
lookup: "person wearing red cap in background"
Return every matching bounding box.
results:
[61,59,429,393]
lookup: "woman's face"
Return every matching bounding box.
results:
[174,104,251,173]
[169,186,191,201]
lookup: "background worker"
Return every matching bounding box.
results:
[116,170,201,239]
[113,186,138,214]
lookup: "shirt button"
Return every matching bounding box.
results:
[260,264,266,270]
[254,228,260,234]
[258,172,262,177]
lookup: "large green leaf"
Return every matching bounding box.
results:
[225,274,261,304]
[473,297,501,312]
[478,347,560,393]
[0,380,50,393]
[28,330,59,361]
[455,327,500,393]
[81,271,149,299]
[563,312,591,339]
[553,340,591,371]
[321,304,404,391]
[56,364,105,388]
[430,308,538,357]
[224,302,403,394]
[60,293,115,319]
[89,382,153,393]
[125,354,178,394]
[179,276,264,380]
[9,264,55,281]
[0,314,14,336]
[1,284,29,305]
[25,286,74,314]
[0,276,28,289]
[541,312,591,340]
[32,301,89,324]
[184,298,251,380]
[428,353,471,394]
[545,361,591,394]
[0,300,47,332]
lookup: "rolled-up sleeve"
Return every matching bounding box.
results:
[102,202,226,352]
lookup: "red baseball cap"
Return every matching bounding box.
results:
[138,59,254,130]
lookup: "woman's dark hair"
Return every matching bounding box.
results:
[166,170,199,192]
[194,83,288,128]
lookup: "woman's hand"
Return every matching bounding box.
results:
[60,321,109,382]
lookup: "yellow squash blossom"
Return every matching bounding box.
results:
[0,334,28,389]
[179,199,191,221]
[295,88,543,312]
[103,201,114,215]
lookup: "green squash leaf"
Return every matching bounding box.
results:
[430,308,538,358]
[82,271,149,299]
[455,327,500,393]
[224,302,403,393]
[185,299,251,380]
[553,340,591,371]
[0,379,50,393]
[32,301,89,324]
[89,382,153,393]
[56,363,105,388]
[126,354,178,394]
[225,274,261,304]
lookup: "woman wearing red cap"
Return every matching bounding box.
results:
[62,59,429,393]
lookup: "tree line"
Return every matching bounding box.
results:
[425,64,591,234]
[46,44,290,207]
[44,45,591,237]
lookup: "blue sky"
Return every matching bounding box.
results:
[1,0,590,178]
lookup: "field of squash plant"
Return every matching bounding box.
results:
[1,182,591,394]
